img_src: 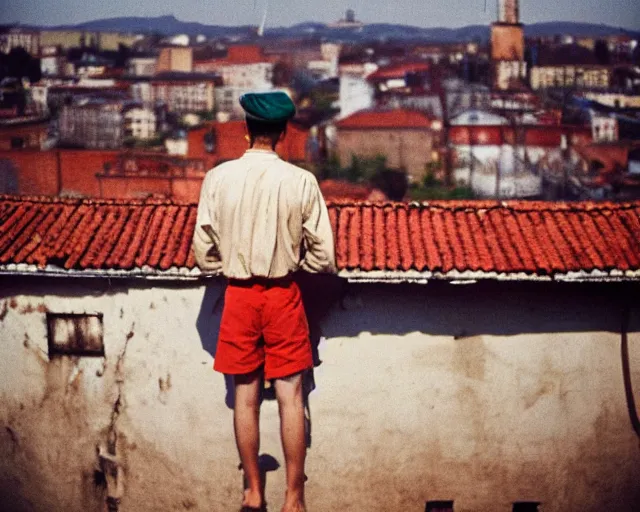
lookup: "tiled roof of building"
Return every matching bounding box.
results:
[319,179,374,201]
[336,109,432,130]
[1,195,639,282]
[367,62,430,81]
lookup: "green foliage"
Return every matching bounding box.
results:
[347,154,387,183]
[408,183,475,201]
[318,153,343,180]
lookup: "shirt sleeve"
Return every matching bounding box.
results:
[300,175,337,274]
[192,172,223,273]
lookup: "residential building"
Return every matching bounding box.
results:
[0,27,40,56]
[147,72,218,114]
[96,32,139,52]
[40,30,98,50]
[530,44,611,90]
[0,196,639,512]
[335,108,442,183]
[156,46,193,73]
[338,63,377,119]
[40,46,66,77]
[591,114,619,142]
[73,55,113,78]
[0,117,50,150]
[47,80,129,113]
[28,84,49,116]
[58,99,126,149]
[194,45,274,90]
[448,110,593,198]
[194,45,276,119]
[366,62,443,119]
[130,82,153,107]
[583,91,640,109]
[127,56,158,77]
[443,78,492,121]
[368,62,431,96]
[39,30,137,51]
[124,107,157,140]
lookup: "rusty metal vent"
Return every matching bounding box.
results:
[47,313,104,357]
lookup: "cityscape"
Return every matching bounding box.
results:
[0,1,639,202]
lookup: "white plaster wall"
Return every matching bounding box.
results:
[1,278,639,511]
[339,74,374,120]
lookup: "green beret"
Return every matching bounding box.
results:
[239,91,296,122]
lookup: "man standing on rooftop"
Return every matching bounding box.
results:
[193,91,336,512]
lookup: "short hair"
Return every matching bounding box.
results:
[246,117,287,141]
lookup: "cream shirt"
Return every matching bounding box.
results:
[193,149,336,278]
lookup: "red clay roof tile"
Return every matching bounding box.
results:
[397,208,413,271]
[0,196,639,280]
[336,109,432,130]
[430,209,454,273]
[373,206,386,270]
[419,209,442,271]
[360,206,374,271]
[407,209,426,271]
[384,207,401,270]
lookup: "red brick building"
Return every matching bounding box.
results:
[335,109,442,183]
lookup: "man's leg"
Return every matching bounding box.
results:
[234,369,263,509]
[274,373,306,512]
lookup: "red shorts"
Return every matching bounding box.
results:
[214,277,312,380]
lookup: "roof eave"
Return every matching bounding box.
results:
[1,265,639,284]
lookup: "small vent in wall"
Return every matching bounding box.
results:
[513,502,540,512]
[425,500,454,512]
[47,313,104,357]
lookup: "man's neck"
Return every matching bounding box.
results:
[250,141,276,152]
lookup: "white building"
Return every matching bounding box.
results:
[0,27,40,56]
[338,64,377,119]
[0,196,639,512]
[124,107,157,140]
[127,56,157,77]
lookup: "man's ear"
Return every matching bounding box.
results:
[279,125,288,142]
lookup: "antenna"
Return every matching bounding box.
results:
[258,0,269,37]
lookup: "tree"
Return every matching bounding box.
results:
[594,40,610,66]
[1,47,41,84]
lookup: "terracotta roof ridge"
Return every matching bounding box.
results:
[3,195,640,212]
[0,194,195,207]
[325,199,640,212]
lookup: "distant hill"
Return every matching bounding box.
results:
[39,15,640,43]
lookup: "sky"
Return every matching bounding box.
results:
[2,0,639,31]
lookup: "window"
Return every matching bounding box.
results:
[10,137,25,149]
[425,501,454,512]
[47,313,104,357]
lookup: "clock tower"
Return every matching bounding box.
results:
[491,0,526,90]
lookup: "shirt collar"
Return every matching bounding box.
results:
[242,149,280,159]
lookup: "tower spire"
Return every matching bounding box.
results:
[498,0,519,24]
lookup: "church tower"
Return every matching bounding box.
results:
[491,0,526,90]
[498,0,519,24]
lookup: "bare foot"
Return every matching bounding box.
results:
[281,495,306,512]
[242,488,263,509]
[280,503,305,512]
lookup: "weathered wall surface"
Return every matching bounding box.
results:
[0,278,639,512]
[337,129,435,182]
